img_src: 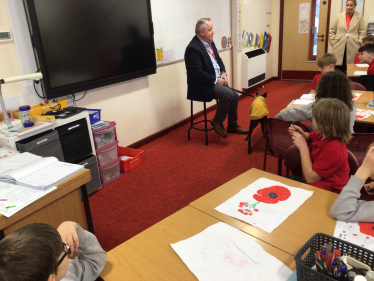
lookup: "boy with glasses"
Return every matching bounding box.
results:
[0,221,106,281]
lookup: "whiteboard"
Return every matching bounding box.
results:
[150,0,231,65]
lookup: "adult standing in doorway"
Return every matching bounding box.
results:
[329,0,366,72]
[184,18,248,138]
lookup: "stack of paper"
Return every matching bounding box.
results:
[355,64,369,67]
[0,152,83,190]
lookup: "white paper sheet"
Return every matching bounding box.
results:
[352,93,362,101]
[299,94,316,100]
[356,109,373,120]
[354,71,368,76]
[334,221,374,251]
[293,99,314,105]
[355,64,369,67]
[0,181,56,217]
[171,222,293,281]
[215,178,313,233]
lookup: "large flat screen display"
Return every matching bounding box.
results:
[24,0,157,99]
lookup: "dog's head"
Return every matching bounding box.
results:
[255,92,267,99]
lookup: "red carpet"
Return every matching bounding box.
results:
[89,80,312,251]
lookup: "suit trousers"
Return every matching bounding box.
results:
[213,84,239,127]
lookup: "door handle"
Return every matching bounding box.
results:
[316,34,324,42]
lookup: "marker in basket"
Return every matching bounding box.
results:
[326,253,333,270]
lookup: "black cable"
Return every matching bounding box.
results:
[33,81,44,99]
[74,91,87,101]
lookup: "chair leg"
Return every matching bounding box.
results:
[286,168,289,177]
[278,157,282,176]
[263,152,267,171]
[188,100,193,140]
[204,102,208,146]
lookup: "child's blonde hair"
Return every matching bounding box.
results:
[312,98,352,143]
[317,53,337,68]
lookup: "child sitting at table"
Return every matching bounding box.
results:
[289,98,351,193]
[358,43,374,75]
[331,143,374,221]
[310,53,337,90]
[0,221,106,281]
[276,71,355,132]
[354,34,374,64]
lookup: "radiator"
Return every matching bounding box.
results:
[242,49,266,88]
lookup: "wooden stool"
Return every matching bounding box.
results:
[188,100,214,145]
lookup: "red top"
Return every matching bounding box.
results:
[368,59,374,75]
[306,131,349,193]
[354,52,360,64]
[346,14,353,30]
[310,74,322,90]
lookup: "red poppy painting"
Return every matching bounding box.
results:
[237,186,291,216]
[253,186,291,204]
[358,222,374,236]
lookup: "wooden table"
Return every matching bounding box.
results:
[100,206,295,281]
[0,169,93,237]
[189,168,338,256]
[347,63,368,78]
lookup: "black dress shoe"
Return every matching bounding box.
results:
[211,119,227,138]
[227,125,249,134]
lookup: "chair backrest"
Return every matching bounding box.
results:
[351,82,366,91]
[347,150,359,176]
[347,133,374,165]
[285,145,359,178]
[357,75,374,91]
[284,144,302,177]
[264,118,311,157]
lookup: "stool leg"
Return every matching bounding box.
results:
[204,102,208,145]
[188,100,193,140]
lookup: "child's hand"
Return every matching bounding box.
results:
[288,124,304,135]
[364,182,374,195]
[356,147,374,180]
[57,221,79,255]
[291,131,308,150]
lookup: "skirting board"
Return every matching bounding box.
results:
[129,77,278,149]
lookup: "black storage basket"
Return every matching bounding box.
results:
[295,233,374,281]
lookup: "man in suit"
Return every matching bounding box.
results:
[185,18,248,138]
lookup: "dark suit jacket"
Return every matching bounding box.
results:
[184,35,226,102]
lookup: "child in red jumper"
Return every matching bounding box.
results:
[354,35,374,64]
[289,98,352,193]
[310,53,336,90]
[358,43,374,75]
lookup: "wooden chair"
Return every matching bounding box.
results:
[285,144,359,177]
[263,118,311,176]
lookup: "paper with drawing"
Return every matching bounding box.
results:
[0,181,56,217]
[334,221,374,251]
[171,222,293,281]
[215,178,313,233]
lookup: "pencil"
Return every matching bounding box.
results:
[291,121,296,132]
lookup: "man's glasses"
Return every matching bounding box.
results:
[57,242,71,266]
